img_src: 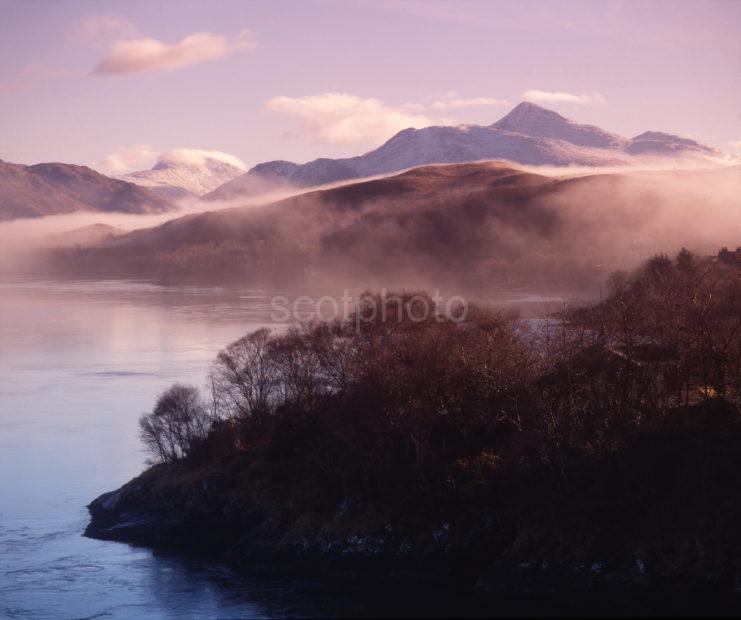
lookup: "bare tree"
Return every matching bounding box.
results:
[139,384,213,463]
[210,328,280,426]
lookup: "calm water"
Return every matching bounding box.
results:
[0,278,591,619]
[0,278,300,619]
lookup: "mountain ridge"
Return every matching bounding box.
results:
[206,101,720,202]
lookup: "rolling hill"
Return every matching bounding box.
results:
[0,159,174,221]
[42,162,741,292]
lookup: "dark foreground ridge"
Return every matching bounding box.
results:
[86,252,741,605]
[85,399,741,594]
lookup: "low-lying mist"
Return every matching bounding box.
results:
[0,169,406,257]
[3,161,740,297]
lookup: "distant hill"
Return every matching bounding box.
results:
[44,162,741,291]
[46,223,128,248]
[0,159,174,221]
[624,131,719,157]
[121,150,245,200]
[206,102,721,202]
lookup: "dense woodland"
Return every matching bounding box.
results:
[76,248,741,594]
[140,250,741,503]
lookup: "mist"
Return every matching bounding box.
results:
[3,161,740,296]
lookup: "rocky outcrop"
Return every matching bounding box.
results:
[86,402,741,594]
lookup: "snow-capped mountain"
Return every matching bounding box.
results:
[123,150,246,200]
[491,101,626,148]
[207,102,721,202]
[624,131,719,157]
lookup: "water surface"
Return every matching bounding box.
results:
[0,278,586,619]
[0,279,303,619]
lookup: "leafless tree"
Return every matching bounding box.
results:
[210,328,280,426]
[139,384,213,463]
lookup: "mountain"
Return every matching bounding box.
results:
[491,101,626,148]
[46,161,741,290]
[207,157,361,202]
[624,131,719,157]
[0,159,174,221]
[122,151,245,200]
[207,102,720,202]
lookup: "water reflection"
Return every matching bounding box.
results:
[0,277,567,619]
[0,278,283,619]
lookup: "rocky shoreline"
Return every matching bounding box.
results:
[84,406,741,606]
[84,458,498,588]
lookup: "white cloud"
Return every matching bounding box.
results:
[265,92,436,146]
[92,144,160,175]
[92,146,246,175]
[158,149,246,171]
[522,89,607,106]
[93,30,255,75]
[428,95,510,111]
[400,91,509,115]
[67,14,138,46]
[728,141,741,153]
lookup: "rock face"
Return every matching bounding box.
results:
[85,470,201,549]
[206,101,721,202]
[0,159,174,221]
[84,457,506,584]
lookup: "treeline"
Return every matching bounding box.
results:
[139,249,741,503]
[43,240,310,286]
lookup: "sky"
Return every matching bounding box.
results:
[0,0,739,173]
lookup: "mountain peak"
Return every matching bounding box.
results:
[495,101,567,126]
[123,153,244,198]
[203,103,721,203]
[491,101,625,149]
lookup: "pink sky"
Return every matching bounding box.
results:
[0,0,739,172]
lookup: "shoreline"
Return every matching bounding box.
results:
[84,402,741,608]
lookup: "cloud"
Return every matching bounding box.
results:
[522,89,607,106]
[728,141,741,154]
[93,30,255,75]
[92,144,160,175]
[92,146,246,175]
[265,92,436,146]
[264,92,512,146]
[0,63,78,94]
[67,14,138,46]
[158,149,246,171]
[426,93,510,111]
